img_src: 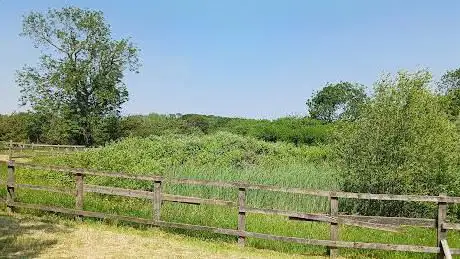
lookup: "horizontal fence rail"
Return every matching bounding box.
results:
[11,162,460,204]
[0,141,86,148]
[0,141,88,159]
[1,160,460,258]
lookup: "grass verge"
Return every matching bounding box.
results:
[0,212,319,258]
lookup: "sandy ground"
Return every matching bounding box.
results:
[0,214,323,259]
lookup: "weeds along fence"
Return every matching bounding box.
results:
[0,141,87,159]
[1,160,460,259]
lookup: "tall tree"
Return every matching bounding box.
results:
[16,7,140,145]
[306,82,367,122]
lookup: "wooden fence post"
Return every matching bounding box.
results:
[153,180,162,221]
[329,194,339,258]
[441,240,452,259]
[6,160,15,214]
[75,173,84,220]
[437,193,447,259]
[238,187,246,246]
[8,140,13,160]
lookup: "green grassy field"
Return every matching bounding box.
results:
[1,133,459,258]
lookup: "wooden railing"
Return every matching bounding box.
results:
[1,160,460,258]
[0,140,87,159]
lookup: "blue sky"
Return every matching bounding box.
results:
[1,1,460,118]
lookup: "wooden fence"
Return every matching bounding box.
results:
[0,141,87,159]
[1,160,460,258]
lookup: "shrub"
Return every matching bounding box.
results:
[120,114,333,146]
[43,132,330,171]
[334,70,460,218]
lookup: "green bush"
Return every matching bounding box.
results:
[0,113,33,142]
[32,132,337,214]
[121,114,187,137]
[334,70,460,218]
[40,132,331,171]
[119,114,333,146]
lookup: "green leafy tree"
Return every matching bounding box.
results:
[438,68,460,128]
[0,113,31,142]
[335,70,460,217]
[16,7,140,146]
[307,82,367,122]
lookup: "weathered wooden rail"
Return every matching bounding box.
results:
[0,140,87,159]
[1,160,460,258]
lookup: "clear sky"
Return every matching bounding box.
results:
[1,1,460,118]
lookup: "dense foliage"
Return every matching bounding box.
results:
[334,71,460,217]
[44,132,331,171]
[0,112,331,146]
[34,132,335,214]
[121,114,331,145]
[438,68,460,128]
[0,113,32,142]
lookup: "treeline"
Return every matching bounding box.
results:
[0,113,332,146]
[0,113,123,146]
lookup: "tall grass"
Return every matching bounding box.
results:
[1,133,460,258]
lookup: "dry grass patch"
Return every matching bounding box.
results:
[0,155,31,163]
[0,213,323,258]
